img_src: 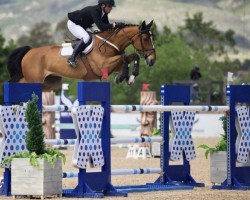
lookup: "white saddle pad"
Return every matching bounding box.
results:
[60,40,94,56]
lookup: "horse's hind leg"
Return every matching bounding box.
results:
[21,48,48,83]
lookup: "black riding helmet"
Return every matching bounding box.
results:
[98,0,116,7]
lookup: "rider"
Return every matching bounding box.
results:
[67,0,125,67]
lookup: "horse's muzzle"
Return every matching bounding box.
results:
[144,50,156,67]
[147,58,155,66]
[146,56,155,66]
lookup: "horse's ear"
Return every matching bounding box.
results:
[147,20,154,29]
[141,21,146,29]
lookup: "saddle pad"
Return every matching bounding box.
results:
[60,39,94,57]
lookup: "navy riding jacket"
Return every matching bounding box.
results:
[68,5,113,31]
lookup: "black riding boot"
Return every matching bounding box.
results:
[67,40,86,68]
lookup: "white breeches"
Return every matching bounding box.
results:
[67,20,90,43]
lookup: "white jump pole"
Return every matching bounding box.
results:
[45,136,163,145]
[112,168,162,175]
[111,105,229,113]
[63,168,162,178]
[43,104,229,113]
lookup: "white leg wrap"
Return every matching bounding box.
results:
[127,75,135,85]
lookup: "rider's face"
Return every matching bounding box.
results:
[103,4,113,14]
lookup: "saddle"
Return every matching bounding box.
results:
[60,32,95,57]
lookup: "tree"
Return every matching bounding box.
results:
[25,94,45,155]
[179,12,237,57]
[17,21,55,47]
[55,18,70,42]
[241,59,250,70]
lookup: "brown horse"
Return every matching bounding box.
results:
[7,21,156,91]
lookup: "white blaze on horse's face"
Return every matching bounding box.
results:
[146,30,156,66]
[141,31,156,67]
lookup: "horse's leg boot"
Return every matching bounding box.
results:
[68,40,86,68]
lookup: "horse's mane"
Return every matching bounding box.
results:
[123,23,139,27]
[94,24,139,34]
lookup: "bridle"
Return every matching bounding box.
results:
[121,26,155,59]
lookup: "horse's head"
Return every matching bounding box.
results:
[132,20,156,66]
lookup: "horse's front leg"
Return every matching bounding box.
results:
[114,55,130,84]
[125,53,140,85]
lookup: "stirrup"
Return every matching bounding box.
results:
[67,58,77,68]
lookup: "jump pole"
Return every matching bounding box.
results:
[43,104,229,113]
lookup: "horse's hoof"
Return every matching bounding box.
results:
[127,75,135,85]
[114,76,120,84]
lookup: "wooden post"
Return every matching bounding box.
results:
[42,91,55,139]
[140,91,158,148]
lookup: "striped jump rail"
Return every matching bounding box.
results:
[43,104,229,113]
[63,168,162,178]
[45,136,163,145]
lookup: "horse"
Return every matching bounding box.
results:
[7,20,156,91]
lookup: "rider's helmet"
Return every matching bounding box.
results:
[98,0,116,7]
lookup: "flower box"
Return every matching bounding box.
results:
[151,142,161,157]
[210,151,250,184]
[11,158,62,198]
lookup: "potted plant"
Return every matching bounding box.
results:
[2,94,66,198]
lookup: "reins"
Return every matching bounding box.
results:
[96,29,121,53]
[94,25,155,58]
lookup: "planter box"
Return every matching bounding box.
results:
[151,142,161,157]
[210,151,250,184]
[210,151,227,184]
[11,158,62,198]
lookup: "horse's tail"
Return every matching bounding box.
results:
[7,46,32,82]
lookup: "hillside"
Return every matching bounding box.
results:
[0,0,250,58]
